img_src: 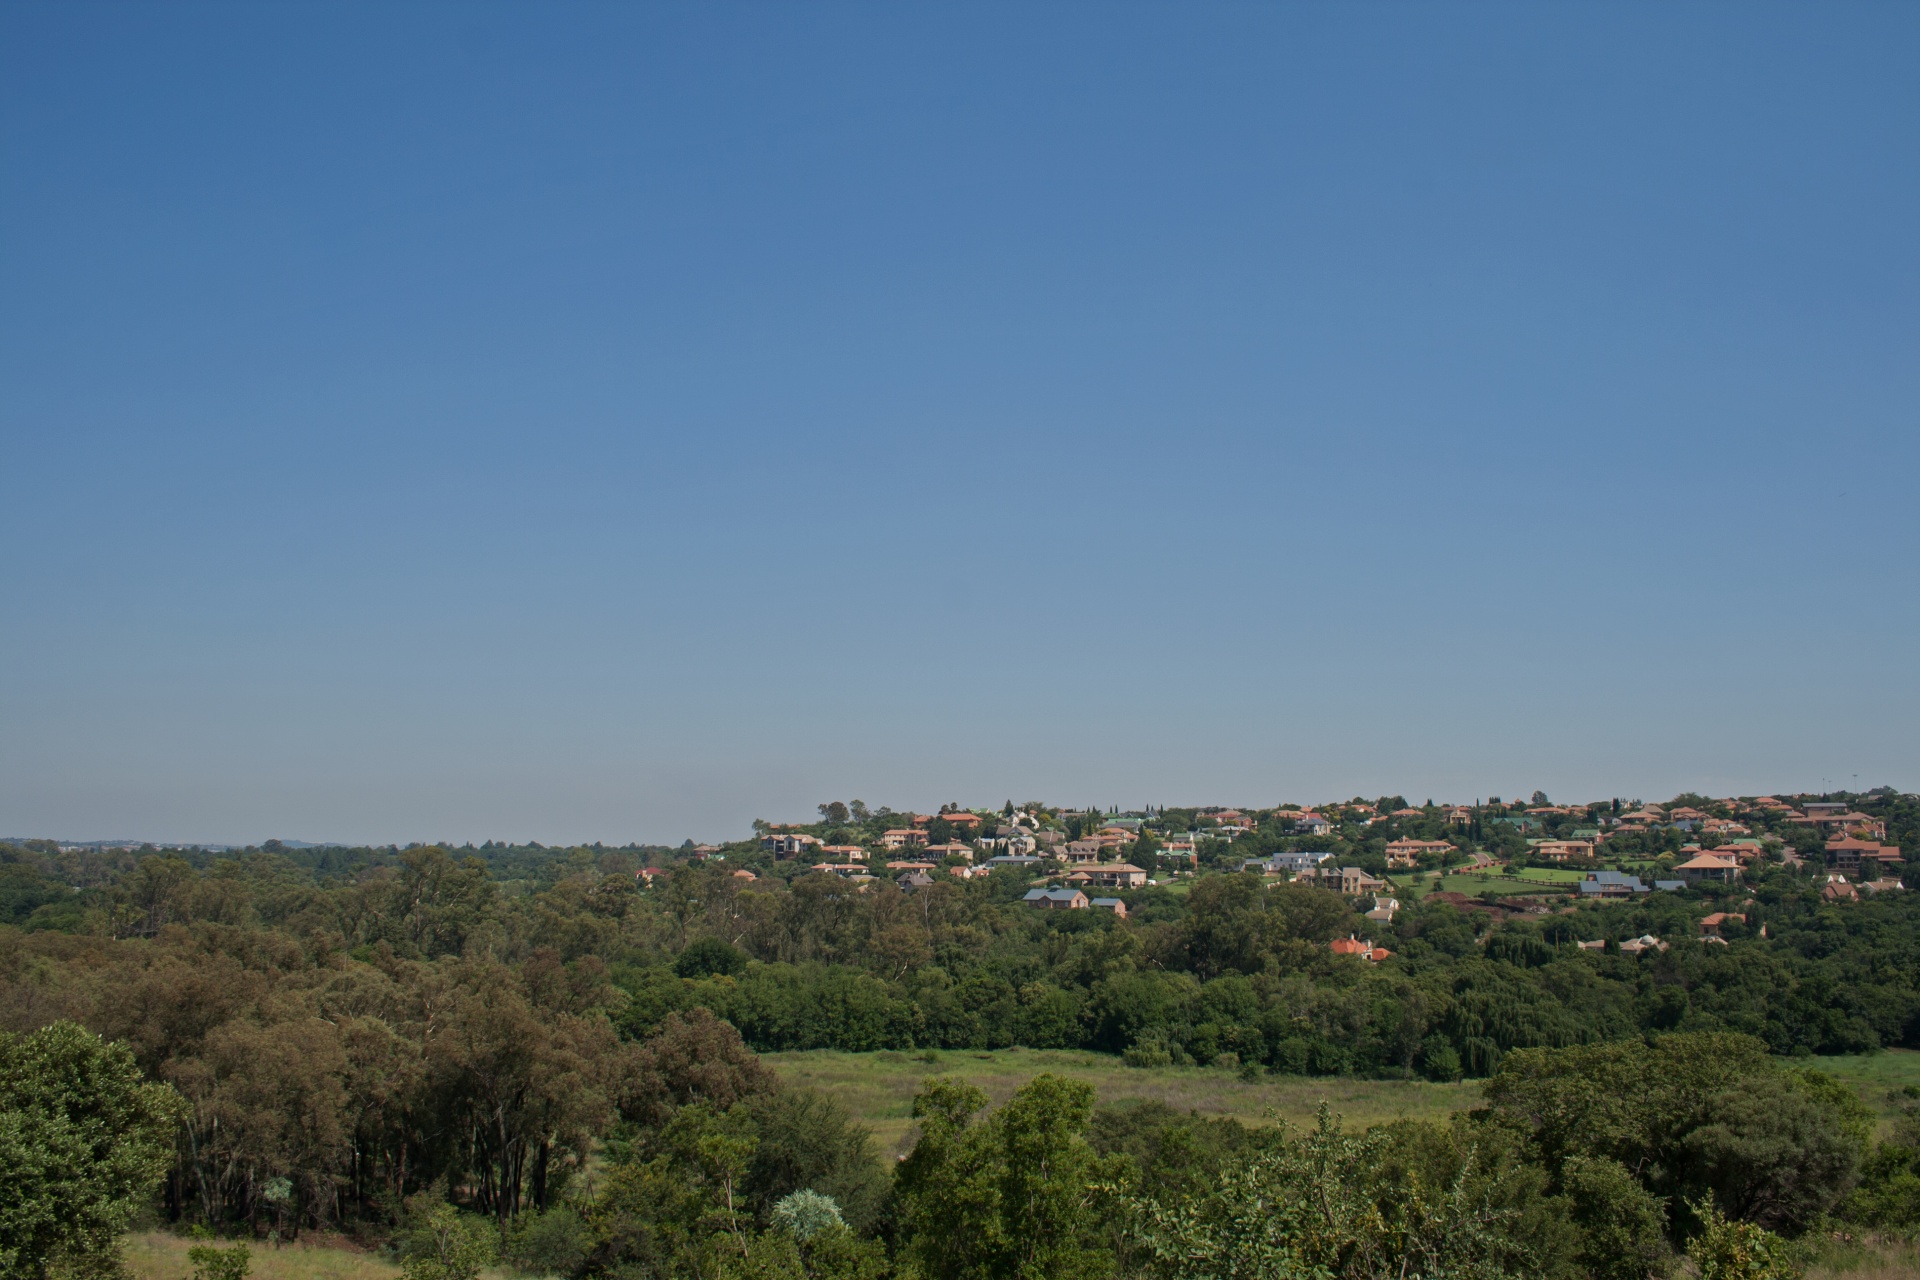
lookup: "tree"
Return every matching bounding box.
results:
[818,803,851,826]
[892,1074,1121,1280]
[0,1022,183,1280]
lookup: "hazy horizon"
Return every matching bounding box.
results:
[5,4,1916,847]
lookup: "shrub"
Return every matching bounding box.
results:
[188,1243,251,1280]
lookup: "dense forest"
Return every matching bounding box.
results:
[3,790,1918,1278]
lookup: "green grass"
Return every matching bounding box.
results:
[126,1232,402,1280]
[1808,1048,1920,1138]
[764,1048,1481,1155]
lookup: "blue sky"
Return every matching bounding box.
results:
[3,3,1915,845]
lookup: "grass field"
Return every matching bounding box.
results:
[764,1048,1480,1154]
[1811,1048,1920,1138]
[124,1232,401,1280]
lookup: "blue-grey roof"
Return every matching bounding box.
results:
[1089,897,1124,907]
[1023,887,1083,903]
[1654,880,1685,891]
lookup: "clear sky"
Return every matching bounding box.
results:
[2,4,1916,846]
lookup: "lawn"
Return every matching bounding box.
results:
[764,1048,1481,1155]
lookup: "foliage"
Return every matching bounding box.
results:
[1685,1199,1801,1280]
[186,1242,251,1280]
[0,1021,183,1280]
[1121,1105,1564,1280]
[396,1196,499,1280]
[890,1074,1125,1280]
[772,1190,845,1240]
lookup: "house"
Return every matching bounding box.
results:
[879,828,930,850]
[1073,863,1149,888]
[1675,854,1741,884]
[1329,934,1393,962]
[1698,912,1746,936]
[924,841,975,861]
[1859,879,1905,896]
[1160,839,1198,863]
[636,867,668,885]
[1024,887,1089,910]
[731,869,758,881]
[884,860,936,873]
[1826,838,1903,877]
[1089,897,1128,918]
[985,854,1048,870]
[1809,810,1887,840]
[821,844,869,861]
[1291,812,1333,836]
[1822,877,1859,902]
[1063,839,1106,864]
[764,832,822,859]
[1619,934,1668,955]
[1242,850,1333,876]
[1385,838,1453,869]
[1446,807,1474,828]
[1529,839,1596,862]
[1365,896,1399,923]
[1303,866,1386,895]
[1653,879,1686,892]
[897,871,935,891]
[814,863,870,878]
[1578,870,1649,898]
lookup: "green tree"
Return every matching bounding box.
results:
[0,1022,182,1280]
[892,1075,1122,1280]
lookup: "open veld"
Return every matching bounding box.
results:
[768,1046,1920,1155]
[764,1047,1483,1154]
[124,1232,400,1280]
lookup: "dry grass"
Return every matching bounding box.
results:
[1806,1235,1920,1280]
[123,1231,400,1280]
[764,1047,1480,1154]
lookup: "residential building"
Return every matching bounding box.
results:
[985,854,1047,870]
[879,828,930,850]
[1619,935,1668,955]
[924,841,975,861]
[1064,839,1105,864]
[1385,838,1452,868]
[1698,912,1746,936]
[1675,854,1741,884]
[897,871,935,891]
[1446,806,1474,827]
[1826,838,1903,877]
[765,833,821,858]
[1292,812,1333,836]
[1329,934,1393,962]
[1242,850,1333,876]
[1089,897,1128,917]
[1529,839,1596,862]
[820,845,869,861]
[1023,887,1089,910]
[1578,871,1649,898]
[1073,863,1148,888]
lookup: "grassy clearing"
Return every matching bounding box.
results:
[1810,1048,1920,1138]
[764,1048,1480,1155]
[124,1232,400,1280]
[1806,1235,1920,1280]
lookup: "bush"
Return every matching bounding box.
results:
[502,1207,591,1277]
[188,1243,251,1280]
[1123,1039,1173,1069]
[676,937,748,979]
[771,1190,844,1241]
[1687,1199,1801,1280]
